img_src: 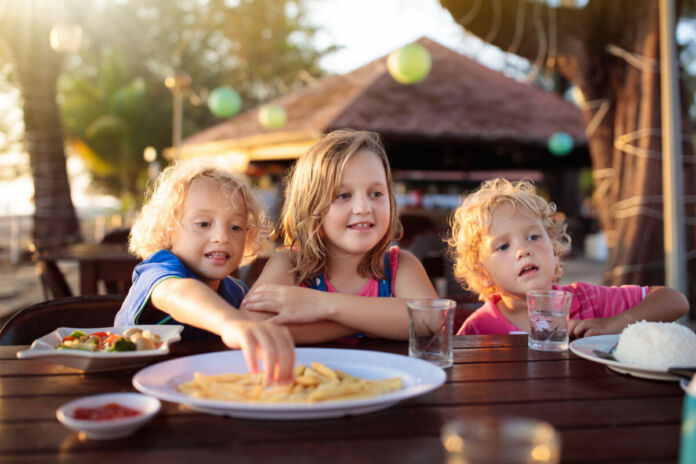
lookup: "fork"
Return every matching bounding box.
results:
[592,342,618,361]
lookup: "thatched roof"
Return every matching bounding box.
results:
[179,38,588,170]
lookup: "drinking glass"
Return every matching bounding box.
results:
[406,298,455,368]
[527,290,572,352]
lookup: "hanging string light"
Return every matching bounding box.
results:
[208,86,242,118]
[547,132,574,156]
[258,104,287,130]
[387,43,432,85]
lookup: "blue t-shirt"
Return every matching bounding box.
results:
[114,249,248,341]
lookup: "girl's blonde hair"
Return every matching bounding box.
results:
[447,178,571,300]
[129,159,271,266]
[279,129,402,285]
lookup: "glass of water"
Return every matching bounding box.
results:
[407,298,456,368]
[527,290,572,352]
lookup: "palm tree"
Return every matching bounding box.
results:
[0,1,82,250]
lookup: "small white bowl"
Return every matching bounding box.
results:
[56,392,160,440]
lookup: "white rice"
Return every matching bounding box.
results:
[614,321,696,370]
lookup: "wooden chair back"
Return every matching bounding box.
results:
[37,259,73,299]
[0,295,125,345]
[100,228,134,294]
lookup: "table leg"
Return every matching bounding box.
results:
[80,263,98,295]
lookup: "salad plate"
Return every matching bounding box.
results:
[569,334,680,381]
[133,348,446,420]
[17,325,183,372]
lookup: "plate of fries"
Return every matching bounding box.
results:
[132,348,446,420]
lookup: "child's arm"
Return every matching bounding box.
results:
[243,250,439,341]
[150,277,295,384]
[569,286,689,338]
[240,250,361,343]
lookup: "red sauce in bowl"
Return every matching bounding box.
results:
[72,402,142,420]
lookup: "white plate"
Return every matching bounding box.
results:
[56,392,161,440]
[17,325,183,373]
[569,334,679,381]
[133,348,446,420]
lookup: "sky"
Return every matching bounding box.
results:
[306,0,513,75]
[307,0,469,74]
[0,0,513,216]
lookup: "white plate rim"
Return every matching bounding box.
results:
[569,334,679,381]
[132,348,446,419]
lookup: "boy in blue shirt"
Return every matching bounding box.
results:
[115,160,294,384]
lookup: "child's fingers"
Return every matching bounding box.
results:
[245,300,280,312]
[238,333,260,375]
[243,291,281,312]
[570,320,588,338]
[255,325,295,385]
[251,327,281,385]
[568,319,582,338]
[568,319,578,334]
[272,328,295,385]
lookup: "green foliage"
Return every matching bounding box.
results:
[57,0,332,204]
[59,48,168,201]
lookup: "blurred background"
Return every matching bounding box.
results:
[1,0,695,322]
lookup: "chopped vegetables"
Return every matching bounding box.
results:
[56,328,161,352]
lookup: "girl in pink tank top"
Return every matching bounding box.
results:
[241,130,438,344]
[448,178,688,337]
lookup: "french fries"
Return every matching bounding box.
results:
[177,362,403,403]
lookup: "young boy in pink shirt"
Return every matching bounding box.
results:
[448,178,688,337]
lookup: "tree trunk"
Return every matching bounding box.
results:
[1,3,82,250]
[441,0,696,305]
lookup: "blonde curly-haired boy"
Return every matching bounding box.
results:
[115,160,294,383]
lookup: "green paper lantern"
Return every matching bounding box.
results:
[208,86,242,118]
[387,43,431,85]
[547,132,574,157]
[258,104,287,130]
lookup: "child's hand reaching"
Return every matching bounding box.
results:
[242,284,330,324]
[220,319,295,385]
[568,314,629,339]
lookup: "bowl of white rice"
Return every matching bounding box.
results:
[614,321,696,370]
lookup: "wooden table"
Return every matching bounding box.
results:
[39,244,140,295]
[0,335,684,463]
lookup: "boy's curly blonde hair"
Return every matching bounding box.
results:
[129,159,271,266]
[447,178,571,300]
[278,129,402,285]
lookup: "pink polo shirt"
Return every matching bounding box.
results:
[457,282,649,335]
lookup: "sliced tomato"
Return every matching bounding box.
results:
[103,334,122,346]
[62,336,76,342]
[89,332,109,341]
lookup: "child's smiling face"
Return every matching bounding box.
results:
[321,149,391,259]
[170,178,247,290]
[479,202,557,300]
